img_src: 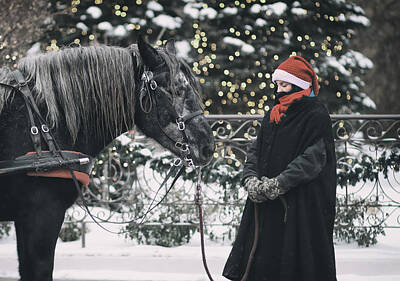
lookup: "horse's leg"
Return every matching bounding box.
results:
[15,203,66,281]
[15,221,27,280]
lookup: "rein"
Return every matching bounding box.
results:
[141,66,260,280]
[195,167,216,281]
[194,170,258,281]
[141,68,219,281]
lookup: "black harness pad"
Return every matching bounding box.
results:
[0,151,92,176]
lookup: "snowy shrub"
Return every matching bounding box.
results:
[125,223,197,247]
[124,201,198,247]
[333,147,400,246]
[59,214,82,242]
[88,135,397,248]
[118,143,244,246]
[336,148,400,188]
[59,222,82,242]
[334,197,385,247]
[0,222,11,239]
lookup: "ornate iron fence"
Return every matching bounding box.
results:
[331,115,400,230]
[64,114,400,244]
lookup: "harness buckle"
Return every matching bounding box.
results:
[175,141,189,152]
[181,143,189,152]
[176,118,185,131]
[30,126,39,135]
[150,80,157,90]
[185,157,194,168]
[141,71,153,82]
[173,158,182,166]
[41,124,49,133]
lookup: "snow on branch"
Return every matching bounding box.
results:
[152,15,182,30]
[223,37,255,54]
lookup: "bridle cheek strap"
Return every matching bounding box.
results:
[140,68,204,168]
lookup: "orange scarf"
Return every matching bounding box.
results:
[269,88,312,124]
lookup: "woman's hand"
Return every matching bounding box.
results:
[244,176,265,203]
[245,176,289,203]
[258,177,286,200]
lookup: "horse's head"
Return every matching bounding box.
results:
[134,37,215,167]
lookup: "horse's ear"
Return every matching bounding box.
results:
[165,39,176,56]
[137,35,163,69]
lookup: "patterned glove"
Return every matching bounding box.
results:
[259,176,288,200]
[245,176,267,203]
[243,176,260,191]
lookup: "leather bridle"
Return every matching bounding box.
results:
[139,67,220,281]
[138,67,203,168]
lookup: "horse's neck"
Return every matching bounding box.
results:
[70,129,114,158]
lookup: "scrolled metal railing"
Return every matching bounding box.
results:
[65,115,400,235]
[330,115,400,231]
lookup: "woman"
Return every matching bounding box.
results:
[223,56,337,281]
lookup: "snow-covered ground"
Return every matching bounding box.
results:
[1,221,400,281]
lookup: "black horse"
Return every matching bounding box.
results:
[0,37,215,281]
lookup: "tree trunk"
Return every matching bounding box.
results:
[352,0,400,113]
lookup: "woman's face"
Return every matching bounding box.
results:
[276,80,293,93]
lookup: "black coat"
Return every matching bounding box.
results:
[223,97,337,281]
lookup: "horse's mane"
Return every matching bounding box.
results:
[0,44,201,143]
[0,45,140,143]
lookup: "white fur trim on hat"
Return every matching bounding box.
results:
[271,69,311,89]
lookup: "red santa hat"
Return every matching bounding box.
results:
[272,56,319,96]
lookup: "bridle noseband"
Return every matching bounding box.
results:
[139,67,203,168]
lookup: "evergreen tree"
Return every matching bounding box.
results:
[43,0,372,114]
[46,0,193,49]
[352,0,400,114]
[186,0,373,114]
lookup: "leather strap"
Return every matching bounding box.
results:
[12,70,58,155]
[239,204,259,281]
[11,71,41,155]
